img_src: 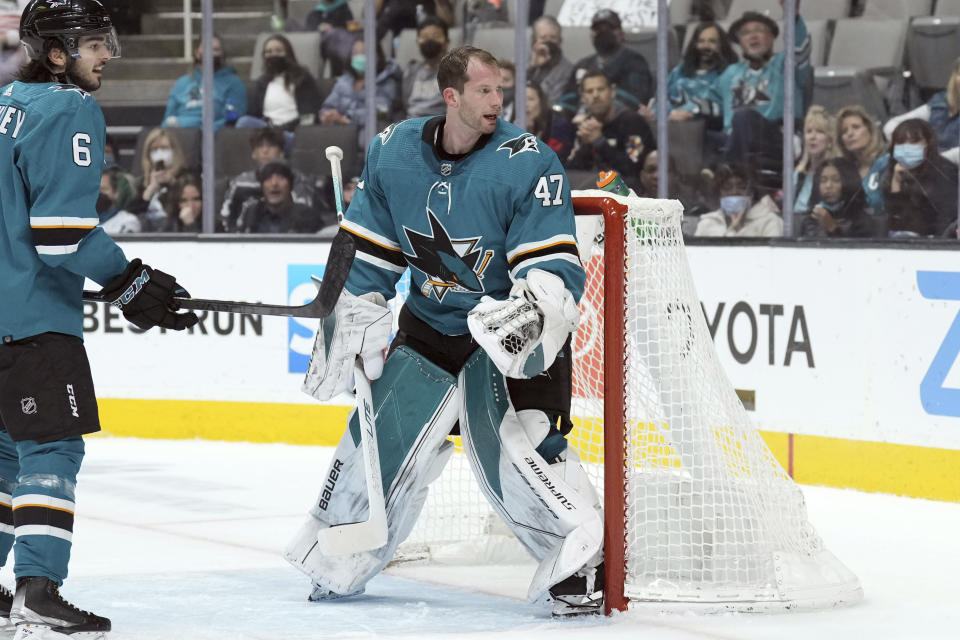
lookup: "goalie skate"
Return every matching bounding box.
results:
[549,563,604,617]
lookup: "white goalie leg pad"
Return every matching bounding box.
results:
[467,269,578,379]
[458,351,604,603]
[286,347,460,596]
[302,289,393,401]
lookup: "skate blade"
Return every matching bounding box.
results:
[13,625,106,640]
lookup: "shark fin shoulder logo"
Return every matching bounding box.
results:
[378,122,398,145]
[498,134,540,158]
[51,84,89,99]
[402,181,494,302]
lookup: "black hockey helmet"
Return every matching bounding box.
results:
[19,0,121,62]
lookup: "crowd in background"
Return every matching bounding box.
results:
[2,0,956,239]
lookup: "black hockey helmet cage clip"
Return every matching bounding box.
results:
[19,0,121,62]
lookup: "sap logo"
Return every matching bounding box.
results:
[288,264,326,374]
[917,271,960,418]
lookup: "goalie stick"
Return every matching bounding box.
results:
[82,230,356,319]
[326,145,345,221]
[316,357,388,555]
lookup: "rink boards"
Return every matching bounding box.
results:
[81,238,960,502]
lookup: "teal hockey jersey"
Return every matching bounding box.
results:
[0,81,128,341]
[341,116,586,336]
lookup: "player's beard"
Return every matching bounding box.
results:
[64,57,101,92]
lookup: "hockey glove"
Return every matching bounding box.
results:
[303,289,393,401]
[99,259,198,331]
[468,269,578,379]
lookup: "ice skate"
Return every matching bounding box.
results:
[0,584,14,635]
[10,577,110,639]
[549,563,604,617]
[308,583,365,602]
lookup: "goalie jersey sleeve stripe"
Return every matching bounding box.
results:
[341,225,407,271]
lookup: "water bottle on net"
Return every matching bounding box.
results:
[596,170,635,197]
[595,171,655,239]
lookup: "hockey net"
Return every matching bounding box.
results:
[396,191,862,613]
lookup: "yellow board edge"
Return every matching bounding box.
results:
[96,398,960,503]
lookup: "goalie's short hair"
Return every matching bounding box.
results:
[437,46,499,94]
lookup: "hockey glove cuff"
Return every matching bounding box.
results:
[100,259,199,331]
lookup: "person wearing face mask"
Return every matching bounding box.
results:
[558,9,652,117]
[97,168,142,235]
[717,1,811,168]
[527,15,573,107]
[882,119,959,238]
[883,57,960,166]
[320,38,402,144]
[800,157,873,238]
[243,34,322,131]
[162,34,247,130]
[128,128,187,231]
[694,163,783,237]
[402,16,450,119]
[639,21,737,131]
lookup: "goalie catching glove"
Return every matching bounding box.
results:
[303,289,393,401]
[468,269,579,379]
[99,258,198,331]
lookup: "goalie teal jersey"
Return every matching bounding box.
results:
[0,81,128,341]
[341,116,586,336]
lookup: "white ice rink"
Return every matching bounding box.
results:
[14,437,956,640]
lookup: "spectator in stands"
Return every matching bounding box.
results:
[717,3,811,168]
[499,59,516,123]
[882,119,960,238]
[238,161,337,234]
[401,16,450,119]
[343,174,360,209]
[464,0,509,27]
[306,0,354,31]
[320,39,402,141]
[800,157,873,238]
[567,69,655,180]
[102,133,136,210]
[558,9,653,115]
[97,168,141,235]
[794,106,839,214]
[163,35,247,130]
[635,149,707,235]
[165,172,203,233]
[242,34,323,131]
[219,128,318,232]
[525,80,574,163]
[836,105,888,215]
[694,163,783,237]
[528,15,574,107]
[884,57,960,165]
[641,21,736,129]
[129,128,188,231]
[376,0,454,41]
[0,31,26,87]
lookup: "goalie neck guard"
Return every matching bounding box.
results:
[19,0,121,61]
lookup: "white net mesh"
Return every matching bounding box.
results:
[397,192,862,610]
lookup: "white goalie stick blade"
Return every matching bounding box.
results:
[316,358,388,555]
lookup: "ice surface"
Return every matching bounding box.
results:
[6,438,952,639]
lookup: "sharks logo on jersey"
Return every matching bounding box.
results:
[378,122,399,145]
[498,134,540,158]
[51,84,90,99]
[402,181,493,302]
[731,77,771,109]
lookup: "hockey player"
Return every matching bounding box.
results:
[286,46,605,615]
[0,1,197,637]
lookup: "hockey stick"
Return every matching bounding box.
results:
[316,358,388,555]
[82,231,356,318]
[325,145,345,221]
